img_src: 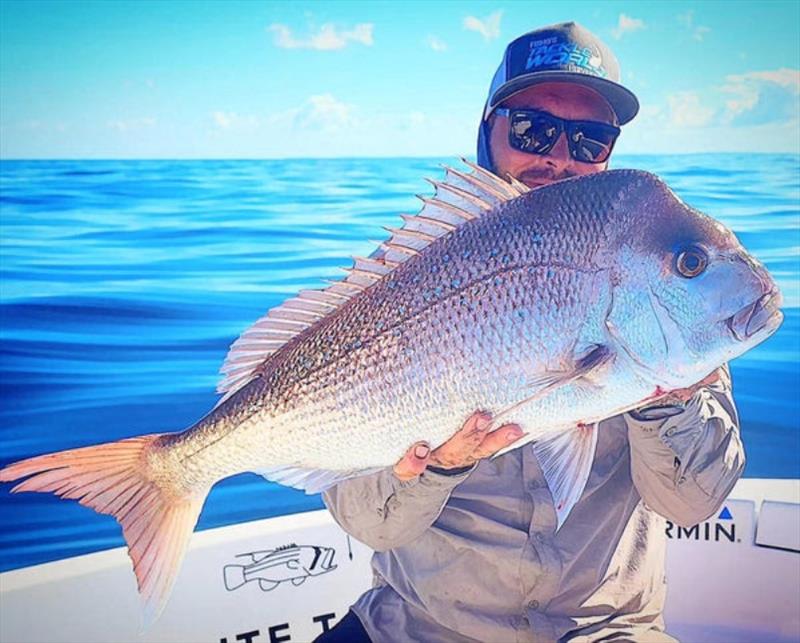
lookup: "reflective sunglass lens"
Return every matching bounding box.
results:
[510,113,560,153]
[574,137,610,162]
[568,123,618,163]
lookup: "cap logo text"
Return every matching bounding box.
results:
[525,41,606,77]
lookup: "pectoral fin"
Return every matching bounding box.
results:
[527,343,612,389]
[496,344,614,424]
[533,424,598,531]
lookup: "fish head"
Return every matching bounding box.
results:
[604,170,783,388]
[298,545,337,576]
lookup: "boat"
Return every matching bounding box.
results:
[1,478,797,643]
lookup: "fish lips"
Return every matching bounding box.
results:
[320,547,336,571]
[726,288,784,342]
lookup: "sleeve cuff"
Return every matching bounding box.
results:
[426,463,476,477]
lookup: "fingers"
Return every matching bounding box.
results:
[473,423,525,460]
[394,412,527,479]
[458,410,493,438]
[393,442,430,481]
[429,411,490,468]
[431,411,525,468]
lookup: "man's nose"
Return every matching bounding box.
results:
[544,131,573,171]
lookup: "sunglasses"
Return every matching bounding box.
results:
[495,108,620,164]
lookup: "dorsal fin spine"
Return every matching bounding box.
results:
[296,298,337,309]
[381,242,419,256]
[425,179,493,211]
[280,307,326,319]
[325,278,367,291]
[442,165,510,201]
[505,173,529,192]
[384,226,437,242]
[351,256,392,271]
[215,160,519,404]
[459,157,525,198]
[417,195,477,221]
[400,213,456,232]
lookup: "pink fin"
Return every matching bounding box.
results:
[0,435,205,626]
[532,424,598,530]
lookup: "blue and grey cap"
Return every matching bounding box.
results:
[484,22,639,124]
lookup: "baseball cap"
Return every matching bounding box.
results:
[484,22,639,125]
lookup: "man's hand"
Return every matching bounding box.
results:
[393,411,525,481]
[658,369,722,406]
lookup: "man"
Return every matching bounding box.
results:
[317,23,743,643]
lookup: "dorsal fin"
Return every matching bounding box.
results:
[215,161,528,405]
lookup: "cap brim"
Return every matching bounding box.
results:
[486,71,640,125]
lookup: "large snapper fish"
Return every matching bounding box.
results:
[0,162,783,620]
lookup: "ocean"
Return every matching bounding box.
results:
[1,155,798,572]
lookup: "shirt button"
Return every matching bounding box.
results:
[665,427,677,437]
[528,600,540,610]
[534,533,545,543]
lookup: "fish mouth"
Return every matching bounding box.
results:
[321,547,336,570]
[726,288,783,341]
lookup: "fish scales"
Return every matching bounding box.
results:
[1,166,782,621]
[163,173,624,482]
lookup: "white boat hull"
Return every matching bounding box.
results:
[1,479,798,643]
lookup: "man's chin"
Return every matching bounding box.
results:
[518,173,573,189]
[523,180,546,189]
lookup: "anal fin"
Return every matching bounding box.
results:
[257,465,385,495]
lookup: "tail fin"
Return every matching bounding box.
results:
[223,564,247,591]
[0,434,205,625]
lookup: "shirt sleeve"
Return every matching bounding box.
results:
[322,465,474,551]
[625,365,745,527]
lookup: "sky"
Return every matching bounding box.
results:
[1,0,798,159]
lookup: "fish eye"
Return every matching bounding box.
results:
[675,246,708,278]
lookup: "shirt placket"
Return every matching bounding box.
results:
[516,443,563,643]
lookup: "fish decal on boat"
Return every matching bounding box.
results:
[0,161,784,622]
[223,543,337,592]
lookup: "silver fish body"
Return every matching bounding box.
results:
[1,166,783,620]
[167,169,780,482]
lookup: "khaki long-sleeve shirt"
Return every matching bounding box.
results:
[322,368,744,643]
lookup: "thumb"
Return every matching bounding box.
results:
[393,442,431,481]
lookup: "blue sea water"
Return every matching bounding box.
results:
[0,155,798,573]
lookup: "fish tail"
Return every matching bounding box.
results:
[223,564,247,590]
[0,434,205,625]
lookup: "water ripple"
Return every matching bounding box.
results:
[0,155,797,572]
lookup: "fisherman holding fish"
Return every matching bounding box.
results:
[3,20,783,640]
[318,23,744,643]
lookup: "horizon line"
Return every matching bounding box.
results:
[2,152,799,162]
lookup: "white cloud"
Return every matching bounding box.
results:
[677,10,711,42]
[721,68,800,125]
[463,10,502,41]
[726,68,800,92]
[427,35,447,52]
[306,94,353,128]
[611,14,645,40]
[211,111,260,130]
[107,117,156,133]
[268,94,354,132]
[267,22,374,50]
[667,92,715,128]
